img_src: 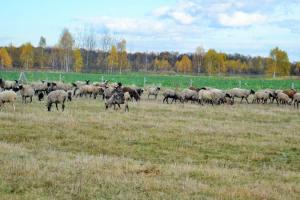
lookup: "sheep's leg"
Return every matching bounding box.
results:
[48,103,52,111]
[155,94,157,100]
[240,97,244,103]
[12,103,15,112]
[62,104,65,112]
[30,96,32,103]
[55,103,59,111]
[245,97,250,104]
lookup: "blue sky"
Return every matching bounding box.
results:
[1,0,300,61]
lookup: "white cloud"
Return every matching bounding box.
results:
[218,11,267,27]
[169,11,195,25]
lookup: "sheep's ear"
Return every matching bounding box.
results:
[47,83,51,87]
[15,80,19,83]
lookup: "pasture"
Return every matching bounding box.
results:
[0,93,299,199]
[0,70,300,90]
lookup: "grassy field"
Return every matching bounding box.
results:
[0,70,300,90]
[0,94,299,199]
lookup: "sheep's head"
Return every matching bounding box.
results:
[85,80,90,85]
[38,92,44,101]
[250,89,255,94]
[157,87,161,91]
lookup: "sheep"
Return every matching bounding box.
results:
[0,90,17,111]
[47,90,71,112]
[105,91,130,112]
[252,91,272,104]
[122,87,140,101]
[19,84,34,103]
[147,87,161,99]
[198,89,214,105]
[227,88,255,104]
[162,89,182,104]
[283,89,297,100]
[74,85,104,99]
[209,89,233,105]
[31,80,48,95]
[74,80,90,87]
[277,92,291,106]
[293,93,300,109]
[0,79,19,90]
[181,89,199,103]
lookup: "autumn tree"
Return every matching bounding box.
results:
[204,49,226,74]
[117,39,128,74]
[73,49,83,72]
[177,55,192,74]
[80,27,96,67]
[0,48,12,68]
[59,28,74,72]
[20,43,34,69]
[154,58,170,71]
[267,47,290,77]
[108,45,118,73]
[39,36,46,68]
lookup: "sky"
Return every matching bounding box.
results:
[1,0,300,61]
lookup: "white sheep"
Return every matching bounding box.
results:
[0,79,19,90]
[147,87,161,99]
[277,92,291,106]
[0,90,17,111]
[19,85,34,103]
[252,91,272,104]
[198,90,214,105]
[227,88,255,104]
[47,90,71,111]
[293,93,300,109]
[162,89,182,104]
[181,89,198,103]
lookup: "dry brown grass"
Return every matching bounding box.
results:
[0,95,299,199]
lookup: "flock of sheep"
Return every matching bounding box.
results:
[0,78,299,112]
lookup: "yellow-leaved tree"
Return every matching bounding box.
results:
[204,49,226,74]
[0,48,12,68]
[73,49,83,72]
[108,45,118,73]
[177,55,192,74]
[266,47,290,77]
[117,39,128,74]
[20,43,34,69]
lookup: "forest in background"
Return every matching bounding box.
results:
[0,28,299,76]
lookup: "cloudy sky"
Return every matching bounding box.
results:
[1,0,300,61]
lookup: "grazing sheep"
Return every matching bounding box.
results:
[0,90,17,111]
[162,89,182,104]
[105,91,129,112]
[252,91,272,104]
[19,84,34,103]
[147,87,161,99]
[277,92,291,106]
[293,93,300,109]
[228,88,255,104]
[74,85,104,99]
[47,90,71,112]
[181,89,199,103]
[0,79,19,90]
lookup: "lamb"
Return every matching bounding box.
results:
[252,91,272,104]
[47,90,71,112]
[181,89,199,103]
[147,87,161,99]
[19,84,34,103]
[0,79,19,90]
[0,90,17,111]
[293,93,300,109]
[162,89,182,104]
[277,92,291,106]
[227,88,255,104]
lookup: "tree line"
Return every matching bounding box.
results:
[0,28,299,76]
